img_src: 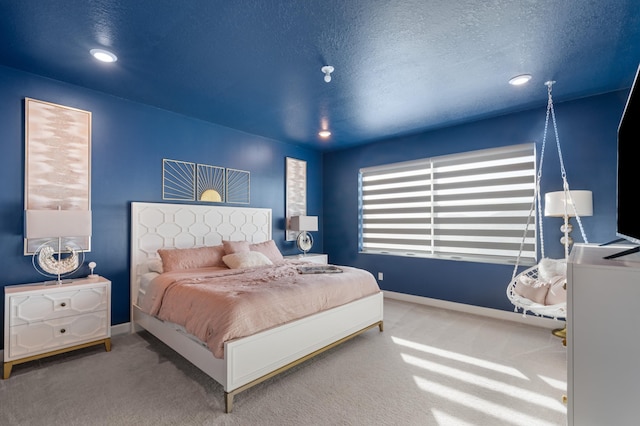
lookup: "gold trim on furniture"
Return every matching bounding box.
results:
[223,321,383,413]
[3,338,111,380]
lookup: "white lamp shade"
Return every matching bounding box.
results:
[544,190,593,218]
[289,215,318,232]
[25,210,92,239]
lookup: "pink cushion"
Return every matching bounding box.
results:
[544,275,567,305]
[250,240,284,263]
[514,277,549,305]
[222,240,250,254]
[158,245,225,272]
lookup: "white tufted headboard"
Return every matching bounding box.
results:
[130,202,272,308]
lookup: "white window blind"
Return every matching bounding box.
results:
[359,143,537,264]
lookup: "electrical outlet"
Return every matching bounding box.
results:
[377,272,383,281]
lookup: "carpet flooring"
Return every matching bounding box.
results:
[0,298,567,425]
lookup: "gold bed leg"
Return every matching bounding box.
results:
[378,321,384,332]
[224,392,234,413]
[3,362,13,380]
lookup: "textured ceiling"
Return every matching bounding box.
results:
[2,0,640,151]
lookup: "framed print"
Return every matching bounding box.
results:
[24,98,92,254]
[285,157,307,241]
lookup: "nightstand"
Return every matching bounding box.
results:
[285,253,328,264]
[3,276,111,379]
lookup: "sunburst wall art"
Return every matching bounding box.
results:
[197,164,225,202]
[226,168,250,204]
[162,159,195,201]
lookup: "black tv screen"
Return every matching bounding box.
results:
[617,63,640,245]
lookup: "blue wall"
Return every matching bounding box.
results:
[0,65,323,338]
[322,90,627,311]
[0,62,629,351]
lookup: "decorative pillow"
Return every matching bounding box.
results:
[538,258,566,283]
[544,275,567,305]
[514,276,549,304]
[250,240,284,263]
[222,251,273,269]
[157,245,225,272]
[147,258,163,274]
[222,240,250,255]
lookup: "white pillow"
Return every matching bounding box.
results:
[147,258,163,274]
[223,251,273,269]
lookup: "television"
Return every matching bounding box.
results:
[609,63,640,258]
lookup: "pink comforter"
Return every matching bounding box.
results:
[139,261,380,358]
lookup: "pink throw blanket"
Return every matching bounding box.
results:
[139,262,380,358]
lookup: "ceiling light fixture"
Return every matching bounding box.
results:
[90,48,118,63]
[318,130,332,138]
[509,74,532,86]
[321,65,334,83]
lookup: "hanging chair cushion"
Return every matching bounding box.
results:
[514,275,549,304]
[544,275,567,305]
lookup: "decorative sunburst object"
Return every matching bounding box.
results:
[33,239,84,284]
[197,164,225,202]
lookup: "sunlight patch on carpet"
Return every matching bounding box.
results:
[402,353,565,412]
[414,376,561,426]
[392,336,527,379]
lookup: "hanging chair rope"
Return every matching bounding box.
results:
[508,81,589,318]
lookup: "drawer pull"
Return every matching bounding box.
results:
[60,302,66,307]
[60,328,66,334]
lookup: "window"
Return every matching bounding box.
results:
[359,143,536,265]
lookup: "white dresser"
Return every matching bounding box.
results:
[3,276,111,379]
[567,244,640,425]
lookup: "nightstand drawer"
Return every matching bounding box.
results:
[8,285,108,326]
[7,310,109,360]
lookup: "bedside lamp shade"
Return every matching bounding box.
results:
[544,190,593,218]
[25,210,92,239]
[289,215,318,232]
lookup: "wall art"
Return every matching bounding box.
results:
[24,98,92,254]
[197,164,225,202]
[162,159,195,201]
[285,157,306,241]
[226,168,250,204]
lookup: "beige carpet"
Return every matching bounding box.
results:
[0,298,567,425]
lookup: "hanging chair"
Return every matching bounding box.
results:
[506,81,589,320]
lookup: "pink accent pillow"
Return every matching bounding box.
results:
[222,240,250,255]
[157,245,225,272]
[250,240,284,263]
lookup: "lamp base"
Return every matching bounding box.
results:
[296,231,313,254]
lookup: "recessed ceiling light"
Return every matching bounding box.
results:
[509,74,532,86]
[318,130,331,138]
[90,48,118,63]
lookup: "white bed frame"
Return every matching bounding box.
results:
[130,202,383,412]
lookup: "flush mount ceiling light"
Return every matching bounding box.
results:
[318,130,332,138]
[321,65,334,83]
[90,48,118,63]
[509,74,532,86]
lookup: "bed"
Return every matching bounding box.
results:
[130,202,384,413]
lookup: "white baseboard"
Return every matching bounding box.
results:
[111,322,131,336]
[383,290,565,329]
